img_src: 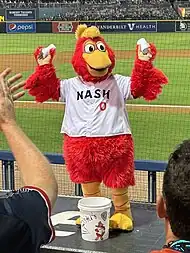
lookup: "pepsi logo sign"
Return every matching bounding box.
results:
[6,22,36,33]
[9,23,16,31]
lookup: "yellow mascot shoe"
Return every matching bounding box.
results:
[76,217,81,226]
[109,213,133,231]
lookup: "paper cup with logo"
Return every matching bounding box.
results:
[78,197,112,242]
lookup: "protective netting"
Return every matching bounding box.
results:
[0,30,189,163]
[11,162,163,202]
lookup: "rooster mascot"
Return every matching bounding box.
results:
[24,24,168,231]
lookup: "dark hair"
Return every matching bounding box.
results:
[163,139,190,239]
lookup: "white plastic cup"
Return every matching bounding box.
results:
[42,44,56,58]
[137,38,149,55]
[78,197,112,242]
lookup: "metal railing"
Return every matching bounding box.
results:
[0,151,167,203]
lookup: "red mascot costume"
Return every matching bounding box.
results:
[25,24,168,231]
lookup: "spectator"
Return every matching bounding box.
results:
[151,140,190,253]
[0,68,58,253]
[0,0,179,20]
[38,0,178,21]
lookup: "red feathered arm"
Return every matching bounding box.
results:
[24,46,60,103]
[130,43,168,101]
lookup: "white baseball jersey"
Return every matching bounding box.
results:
[60,74,134,137]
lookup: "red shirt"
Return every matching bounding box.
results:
[151,250,181,253]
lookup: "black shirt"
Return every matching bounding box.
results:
[0,186,55,253]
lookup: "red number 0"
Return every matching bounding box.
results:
[99,102,107,111]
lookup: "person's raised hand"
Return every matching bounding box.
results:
[0,68,25,129]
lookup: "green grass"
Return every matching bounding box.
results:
[1,32,190,161]
[130,111,190,161]
[115,57,190,105]
[2,32,190,54]
[0,108,188,161]
[0,108,63,153]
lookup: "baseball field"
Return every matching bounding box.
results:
[0,31,189,163]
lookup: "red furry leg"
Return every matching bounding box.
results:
[101,135,135,188]
[63,135,102,183]
[63,134,134,187]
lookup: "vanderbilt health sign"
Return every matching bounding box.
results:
[81,21,157,32]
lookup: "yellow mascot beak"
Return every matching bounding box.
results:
[83,46,111,77]
[75,24,112,77]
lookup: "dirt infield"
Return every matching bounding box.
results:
[0,49,187,73]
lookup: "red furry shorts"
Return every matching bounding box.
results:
[63,134,135,188]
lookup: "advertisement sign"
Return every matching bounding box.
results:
[175,21,190,32]
[6,22,36,33]
[52,21,78,33]
[92,21,157,32]
[157,21,175,33]
[6,9,36,21]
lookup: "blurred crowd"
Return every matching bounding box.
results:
[39,0,179,21]
[0,0,38,8]
[0,0,184,20]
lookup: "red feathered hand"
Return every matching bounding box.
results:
[24,46,60,103]
[130,43,168,101]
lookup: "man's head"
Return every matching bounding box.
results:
[157,140,190,240]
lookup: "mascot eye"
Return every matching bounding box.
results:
[84,44,95,53]
[96,42,106,52]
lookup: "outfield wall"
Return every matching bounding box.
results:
[0,20,190,33]
[0,7,190,33]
